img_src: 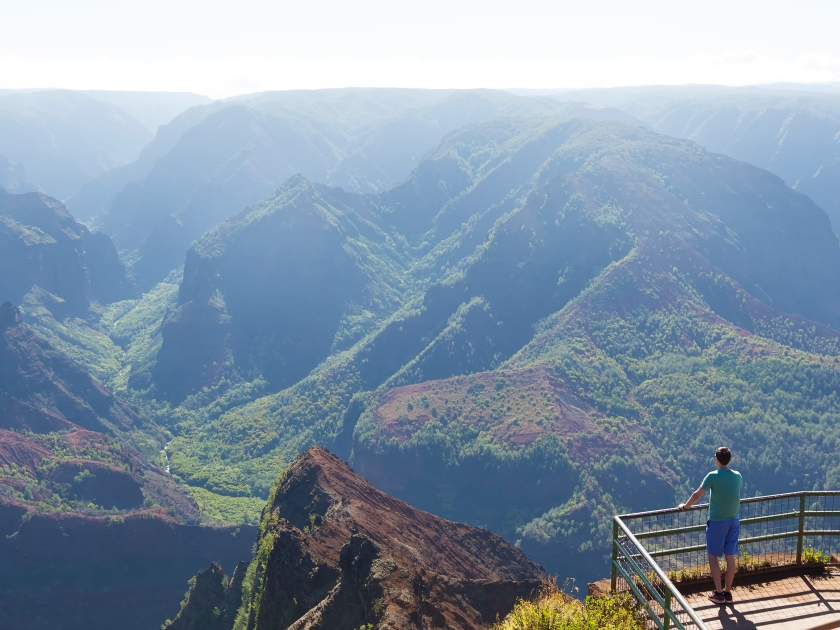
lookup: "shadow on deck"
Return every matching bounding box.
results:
[683,571,840,630]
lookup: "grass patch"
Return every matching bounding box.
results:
[185,486,265,526]
[494,582,644,630]
[668,544,831,584]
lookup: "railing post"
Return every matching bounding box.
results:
[796,493,806,564]
[663,588,672,630]
[611,518,619,593]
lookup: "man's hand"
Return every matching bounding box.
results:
[679,487,706,511]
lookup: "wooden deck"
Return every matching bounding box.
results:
[683,572,840,630]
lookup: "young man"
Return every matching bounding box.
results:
[678,446,742,605]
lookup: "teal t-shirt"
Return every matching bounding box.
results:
[701,469,742,521]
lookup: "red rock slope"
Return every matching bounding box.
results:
[167,446,548,630]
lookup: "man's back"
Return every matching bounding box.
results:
[702,468,742,521]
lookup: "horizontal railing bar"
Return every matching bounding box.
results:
[802,510,840,518]
[635,524,706,539]
[618,491,840,522]
[646,527,839,558]
[799,530,840,537]
[742,511,799,525]
[647,542,702,557]
[619,503,708,520]
[634,510,807,540]
[741,491,840,504]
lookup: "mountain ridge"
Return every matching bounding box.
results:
[164,445,547,630]
[8,114,840,591]
[75,89,641,288]
[0,189,138,315]
[551,87,840,235]
[159,118,840,583]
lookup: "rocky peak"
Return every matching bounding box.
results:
[166,446,547,630]
[273,446,546,582]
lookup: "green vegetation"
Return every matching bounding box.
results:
[802,547,830,567]
[21,291,125,384]
[232,500,280,630]
[184,487,264,526]
[513,263,840,497]
[18,270,182,401]
[0,431,129,514]
[9,116,840,582]
[493,584,643,630]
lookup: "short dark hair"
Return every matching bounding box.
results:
[715,447,732,466]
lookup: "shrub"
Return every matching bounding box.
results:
[494,582,643,630]
[801,547,829,567]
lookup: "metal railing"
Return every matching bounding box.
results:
[610,491,840,630]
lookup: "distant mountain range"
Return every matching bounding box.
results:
[70,89,638,288]
[59,86,840,298]
[551,85,840,233]
[2,87,840,617]
[0,89,209,201]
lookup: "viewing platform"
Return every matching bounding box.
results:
[611,491,840,630]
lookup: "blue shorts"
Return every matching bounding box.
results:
[706,519,740,557]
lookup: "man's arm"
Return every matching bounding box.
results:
[678,487,706,510]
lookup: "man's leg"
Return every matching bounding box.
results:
[722,519,740,596]
[724,555,736,592]
[708,554,723,593]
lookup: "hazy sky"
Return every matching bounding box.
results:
[2,0,839,98]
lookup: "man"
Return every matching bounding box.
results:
[678,446,742,605]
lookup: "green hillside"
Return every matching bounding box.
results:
[559,87,840,235]
[76,89,637,288]
[12,117,840,584]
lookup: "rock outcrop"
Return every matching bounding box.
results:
[166,446,547,630]
[0,189,137,314]
[164,561,249,630]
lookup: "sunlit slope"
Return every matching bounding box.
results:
[80,89,636,288]
[21,117,840,583]
[626,90,840,235]
[148,119,840,554]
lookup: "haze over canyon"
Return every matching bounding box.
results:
[2,80,840,629]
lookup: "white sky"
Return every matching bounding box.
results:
[2,0,839,99]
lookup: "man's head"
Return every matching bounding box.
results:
[715,446,732,468]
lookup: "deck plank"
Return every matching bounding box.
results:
[682,573,840,630]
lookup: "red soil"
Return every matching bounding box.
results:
[250,446,547,629]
